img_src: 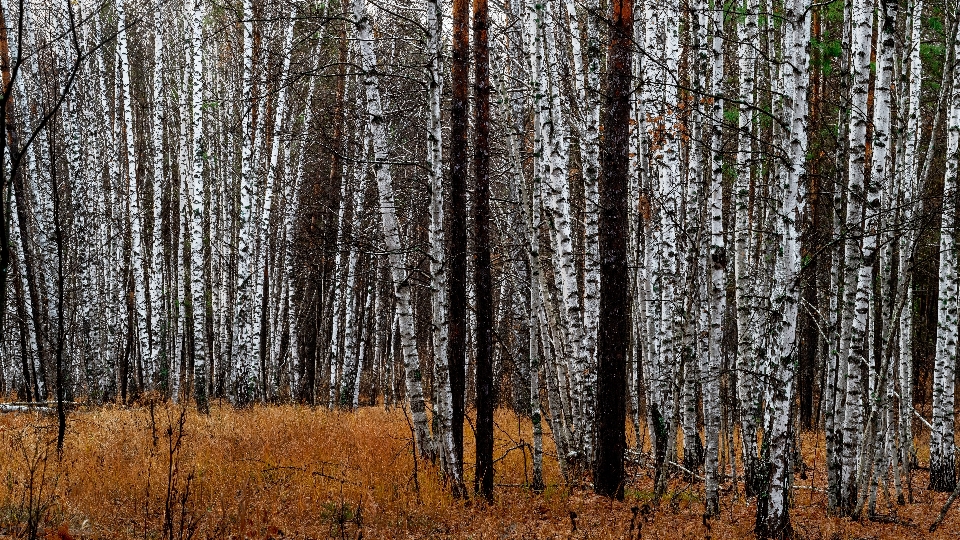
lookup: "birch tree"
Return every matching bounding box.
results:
[351,0,433,458]
[931,11,960,494]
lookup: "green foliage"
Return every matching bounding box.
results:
[541,484,570,502]
[807,1,845,76]
[810,34,843,75]
[624,486,655,503]
[920,41,946,91]
[759,108,773,128]
[734,4,747,25]
[921,42,946,61]
[724,107,739,125]
[820,122,840,140]
[823,0,845,23]
[927,15,944,35]
[723,161,738,179]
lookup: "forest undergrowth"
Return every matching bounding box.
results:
[0,402,956,540]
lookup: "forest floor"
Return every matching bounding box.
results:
[0,402,956,539]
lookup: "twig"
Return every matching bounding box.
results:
[930,481,960,532]
[626,451,705,481]
[399,404,421,503]
[890,391,934,430]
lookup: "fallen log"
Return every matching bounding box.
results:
[0,403,54,414]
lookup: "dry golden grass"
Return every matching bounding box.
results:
[0,402,956,539]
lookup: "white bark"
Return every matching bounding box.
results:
[150,6,166,384]
[734,0,761,493]
[838,0,874,512]
[280,73,322,401]
[190,0,208,401]
[540,0,590,459]
[702,0,725,515]
[253,7,296,397]
[855,0,897,510]
[234,0,257,401]
[931,15,960,492]
[352,284,373,409]
[328,134,354,408]
[765,0,810,529]
[562,0,599,386]
[352,0,433,457]
[657,0,683,467]
[424,0,460,487]
[116,0,148,390]
[340,145,366,408]
[895,0,924,499]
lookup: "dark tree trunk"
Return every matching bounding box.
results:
[11,252,35,401]
[259,262,270,400]
[593,0,631,501]
[48,112,67,453]
[798,172,821,430]
[448,0,470,479]
[472,0,494,502]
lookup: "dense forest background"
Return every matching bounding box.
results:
[2,0,960,536]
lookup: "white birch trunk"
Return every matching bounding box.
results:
[897,0,924,497]
[328,142,354,408]
[116,0,148,391]
[233,0,257,402]
[424,0,460,487]
[540,0,590,459]
[734,0,761,494]
[185,0,207,405]
[658,0,683,468]
[150,6,166,385]
[702,0,725,515]
[561,0,600,386]
[838,0,874,512]
[764,0,810,531]
[352,0,434,458]
[352,284,372,409]
[340,153,366,408]
[931,16,960,492]
[253,7,296,398]
[524,155,546,487]
[854,0,896,510]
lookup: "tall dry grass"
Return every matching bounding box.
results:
[0,402,955,539]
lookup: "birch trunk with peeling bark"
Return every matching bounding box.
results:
[352,0,434,459]
[425,0,461,491]
[837,0,874,513]
[931,15,960,494]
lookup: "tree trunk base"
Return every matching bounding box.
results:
[929,455,956,493]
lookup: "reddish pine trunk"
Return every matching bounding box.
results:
[448,0,470,474]
[594,0,632,500]
[472,0,494,502]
